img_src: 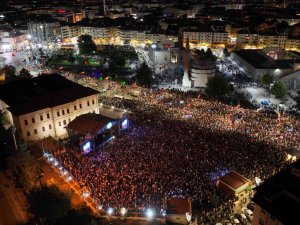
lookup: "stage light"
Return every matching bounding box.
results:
[107,207,113,215]
[146,209,154,218]
[106,122,113,129]
[122,119,128,129]
[82,192,90,198]
[120,207,126,216]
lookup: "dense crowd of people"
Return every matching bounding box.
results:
[54,82,299,223]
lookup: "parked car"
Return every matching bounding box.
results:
[244,209,253,220]
[247,202,255,211]
[238,213,248,224]
[232,218,241,224]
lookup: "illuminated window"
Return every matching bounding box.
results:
[24,120,28,125]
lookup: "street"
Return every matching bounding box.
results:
[0,173,27,225]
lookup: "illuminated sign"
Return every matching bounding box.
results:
[57,9,66,13]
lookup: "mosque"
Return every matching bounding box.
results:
[182,38,216,88]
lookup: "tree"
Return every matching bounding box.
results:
[19,68,32,79]
[27,185,71,224]
[135,62,153,87]
[260,74,273,89]
[205,75,233,98]
[77,35,97,55]
[223,47,229,57]
[54,207,97,225]
[0,65,16,82]
[271,80,287,98]
[6,149,39,189]
[110,53,126,73]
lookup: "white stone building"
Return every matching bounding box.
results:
[0,74,99,141]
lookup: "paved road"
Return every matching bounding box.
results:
[0,173,27,225]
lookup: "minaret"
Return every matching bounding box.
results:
[103,0,107,16]
[182,37,191,88]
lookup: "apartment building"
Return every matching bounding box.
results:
[236,32,300,50]
[182,29,228,48]
[252,160,300,225]
[0,74,99,141]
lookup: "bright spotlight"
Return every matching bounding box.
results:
[98,205,103,210]
[107,207,113,215]
[122,119,128,129]
[106,122,113,129]
[82,192,90,198]
[120,207,126,216]
[146,209,154,218]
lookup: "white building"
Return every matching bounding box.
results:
[0,74,99,141]
[230,49,295,81]
[182,39,216,88]
[182,29,228,48]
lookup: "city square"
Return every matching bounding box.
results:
[0,1,300,225]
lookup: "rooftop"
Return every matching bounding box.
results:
[67,113,115,135]
[233,50,293,69]
[219,171,250,189]
[0,74,99,116]
[253,160,300,225]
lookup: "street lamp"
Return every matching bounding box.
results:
[11,127,18,151]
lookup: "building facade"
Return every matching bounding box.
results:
[0,74,99,141]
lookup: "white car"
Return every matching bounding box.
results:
[233,218,241,224]
[245,209,253,220]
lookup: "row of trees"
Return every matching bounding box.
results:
[0,65,31,82]
[260,74,287,98]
